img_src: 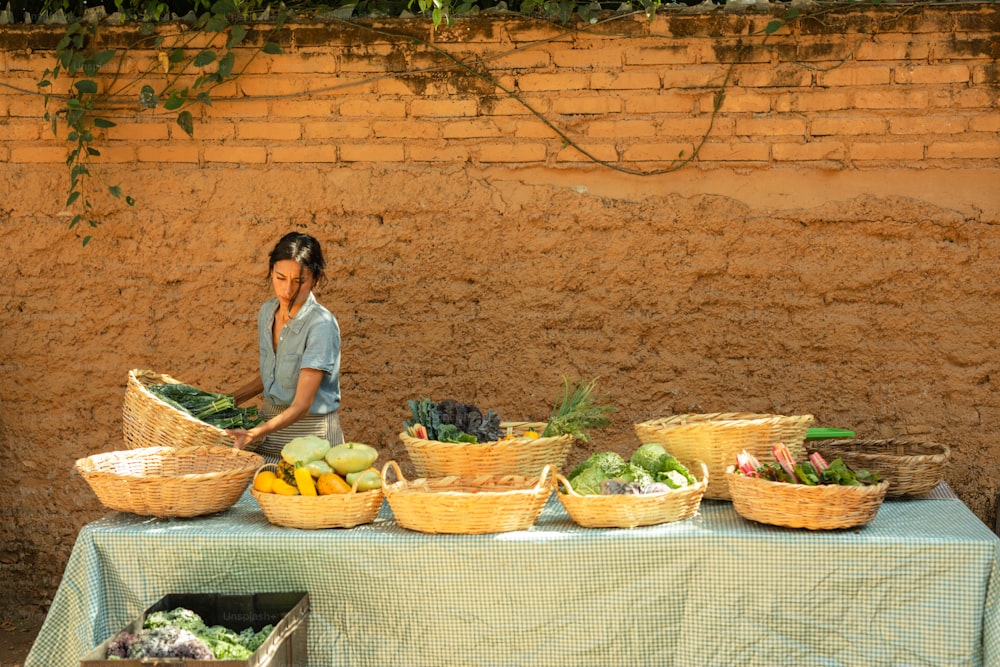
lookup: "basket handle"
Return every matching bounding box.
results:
[534,464,554,490]
[255,462,278,477]
[554,473,581,497]
[381,460,406,485]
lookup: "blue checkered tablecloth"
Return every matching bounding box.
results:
[26,484,1000,667]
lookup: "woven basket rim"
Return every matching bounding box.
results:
[637,413,814,429]
[75,445,262,480]
[381,460,554,495]
[724,468,890,496]
[815,438,951,461]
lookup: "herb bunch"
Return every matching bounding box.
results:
[542,376,616,441]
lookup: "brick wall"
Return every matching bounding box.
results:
[1,6,998,172]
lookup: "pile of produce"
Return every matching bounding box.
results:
[403,376,616,444]
[734,444,881,486]
[147,383,262,430]
[104,606,272,660]
[253,436,381,496]
[565,442,697,496]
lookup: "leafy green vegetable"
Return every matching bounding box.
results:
[821,458,861,486]
[436,423,478,443]
[630,443,668,473]
[568,451,627,480]
[568,465,607,495]
[793,461,821,486]
[542,376,616,441]
[404,397,442,440]
[616,462,655,486]
[147,383,262,429]
[656,455,696,488]
[141,607,273,660]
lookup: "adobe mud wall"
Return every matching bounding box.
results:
[0,4,998,628]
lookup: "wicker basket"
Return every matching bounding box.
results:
[399,421,573,478]
[75,445,263,517]
[725,468,890,530]
[381,460,553,534]
[123,369,260,452]
[251,465,384,529]
[811,438,951,497]
[634,413,814,501]
[555,461,709,529]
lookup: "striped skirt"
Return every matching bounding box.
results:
[256,400,345,464]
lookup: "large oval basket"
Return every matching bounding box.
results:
[726,468,890,530]
[75,445,263,517]
[555,461,709,529]
[399,422,573,477]
[634,413,814,500]
[810,438,950,497]
[381,460,553,534]
[123,369,258,451]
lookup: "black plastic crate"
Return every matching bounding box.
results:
[80,592,309,666]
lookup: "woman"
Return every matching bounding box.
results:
[226,232,343,463]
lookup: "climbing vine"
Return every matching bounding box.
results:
[31,0,918,245]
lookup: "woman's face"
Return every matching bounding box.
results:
[271,259,315,313]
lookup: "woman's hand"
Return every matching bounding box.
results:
[226,427,260,450]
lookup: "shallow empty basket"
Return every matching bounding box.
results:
[810,438,951,497]
[634,413,814,500]
[76,445,263,517]
[381,460,553,534]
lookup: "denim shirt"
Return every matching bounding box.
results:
[257,292,341,414]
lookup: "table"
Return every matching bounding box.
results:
[27,486,1000,667]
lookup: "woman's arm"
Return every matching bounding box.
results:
[228,368,324,449]
[233,376,264,405]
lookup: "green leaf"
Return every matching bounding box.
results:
[193,50,217,67]
[93,117,116,128]
[228,24,248,48]
[69,214,82,229]
[176,110,195,137]
[169,48,186,64]
[94,50,117,69]
[125,196,136,206]
[109,185,122,198]
[764,20,783,35]
[217,51,235,78]
[82,235,92,246]
[74,80,98,94]
[211,0,238,14]
[66,191,81,207]
[163,90,187,111]
[262,41,282,55]
[86,146,100,156]
[205,15,229,31]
